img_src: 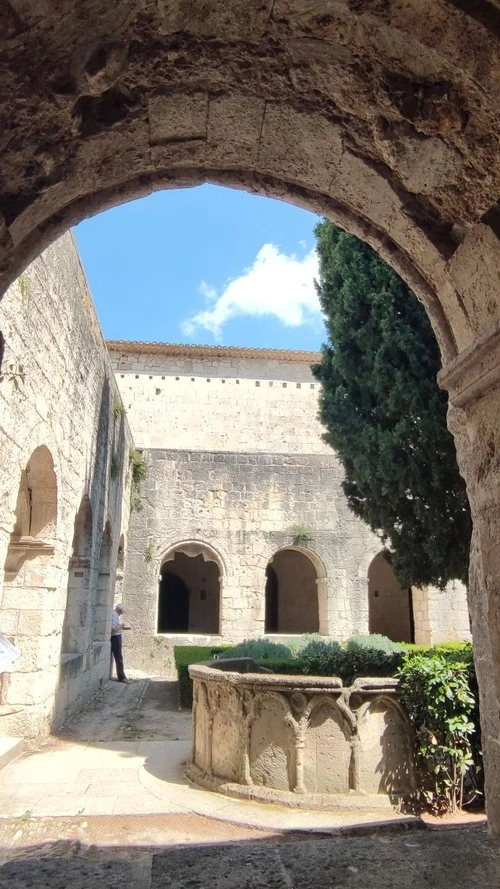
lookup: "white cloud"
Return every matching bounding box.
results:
[181,243,321,339]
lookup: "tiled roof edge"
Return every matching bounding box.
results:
[106,340,321,363]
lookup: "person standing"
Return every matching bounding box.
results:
[111,603,130,683]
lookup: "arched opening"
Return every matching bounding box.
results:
[62,496,93,654]
[265,549,319,634]
[158,548,221,635]
[4,446,58,581]
[368,551,414,644]
[93,521,113,643]
[1,446,58,737]
[115,533,125,602]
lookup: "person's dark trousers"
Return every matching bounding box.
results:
[111,633,126,681]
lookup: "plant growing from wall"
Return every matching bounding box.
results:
[2,362,25,390]
[397,650,478,813]
[110,452,121,480]
[129,449,148,512]
[144,544,153,563]
[18,274,29,301]
[291,524,314,546]
[113,395,125,418]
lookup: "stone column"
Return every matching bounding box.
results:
[439,322,500,836]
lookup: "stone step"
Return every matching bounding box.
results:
[0,737,24,771]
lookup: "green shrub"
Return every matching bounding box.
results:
[300,635,404,684]
[285,633,323,655]
[398,650,480,813]
[342,634,405,684]
[174,645,229,708]
[301,639,343,676]
[347,634,405,654]
[258,658,307,675]
[222,639,293,661]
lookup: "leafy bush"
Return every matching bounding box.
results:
[347,634,405,654]
[174,645,228,708]
[301,639,343,676]
[285,633,323,655]
[257,658,307,675]
[222,639,293,661]
[300,635,404,684]
[398,651,480,813]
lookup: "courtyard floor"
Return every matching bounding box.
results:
[0,673,498,887]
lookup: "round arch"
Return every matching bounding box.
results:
[157,540,224,635]
[367,551,414,644]
[4,3,499,365]
[265,546,327,636]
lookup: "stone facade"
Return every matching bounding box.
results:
[110,343,471,674]
[110,342,329,454]
[0,234,133,743]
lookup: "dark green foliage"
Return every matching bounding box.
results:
[300,636,404,685]
[129,449,148,512]
[398,648,481,812]
[313,220,472,588]
[174,646,229,707]
[257,658,307,675]
[222,639,293,661]
[346,634,405,654]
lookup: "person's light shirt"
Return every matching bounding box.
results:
[111,610,123,636]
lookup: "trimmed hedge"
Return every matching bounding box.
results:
[174,638,475,708]
[174,645,228,708]
[220,639,294,661]
[300,636,405,685]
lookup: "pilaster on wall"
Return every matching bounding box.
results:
[412,584,471,646]
[439,321,500,835]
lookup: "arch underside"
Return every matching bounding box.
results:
[1,2,500,364]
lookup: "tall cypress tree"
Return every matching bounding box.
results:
[313,220,471,588]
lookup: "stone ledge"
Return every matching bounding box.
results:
[0,736,24,771]
[185,762,402,811]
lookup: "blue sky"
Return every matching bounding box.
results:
[74,185,325,351]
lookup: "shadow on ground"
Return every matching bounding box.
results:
[1,826,499,889]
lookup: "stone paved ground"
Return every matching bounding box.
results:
[0,674,498,887]
[0,827,498,888]
[0,674,419,830]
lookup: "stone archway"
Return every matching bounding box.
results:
[368,551,413,644]
[93,520,113,643]
[2,1,500,833]
[157,542,222,635]
[265,548,320,635]
[1,446,58,738]
[61,495,93,655]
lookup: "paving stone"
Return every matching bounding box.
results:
[152,843,287,889]
[0,855,147,889]
[277,829,500,889]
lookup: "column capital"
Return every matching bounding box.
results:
[438,320,500,408]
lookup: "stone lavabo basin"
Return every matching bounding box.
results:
[186,659,415,810]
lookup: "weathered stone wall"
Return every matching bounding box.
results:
[0,234,133,742]
[108,343,330,454]
[412,582,471,646]
[121,447,384,672]
[117,347,471,671]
